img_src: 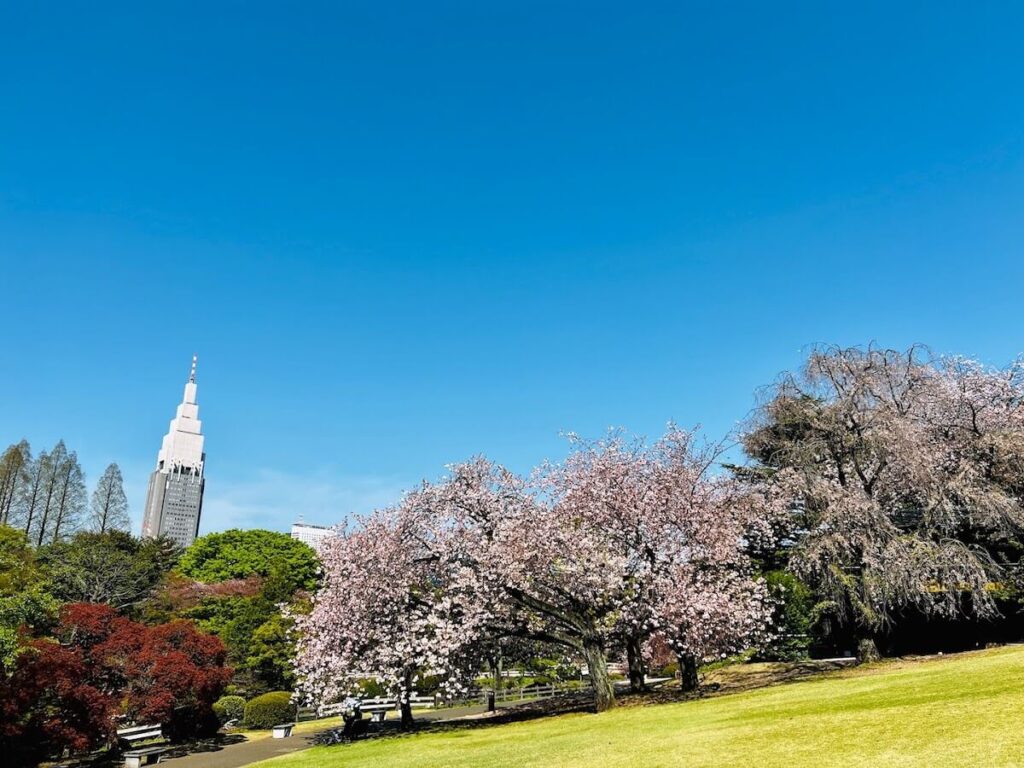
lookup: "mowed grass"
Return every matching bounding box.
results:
[255,646,1024,768]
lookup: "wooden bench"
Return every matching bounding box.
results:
[359,698,395,723]
[314,695,434,724]
[272,722,295,738]
[117,724,168,767]
[123,746,167,768]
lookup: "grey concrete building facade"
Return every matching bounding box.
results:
[141,356,206,547]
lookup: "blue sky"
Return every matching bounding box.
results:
[2,2,1024,533]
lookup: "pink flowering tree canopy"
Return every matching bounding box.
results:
[411,428,771,709]
[293,501,487,727]
[295,427,775,715]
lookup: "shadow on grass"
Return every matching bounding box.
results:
[311,688,701,751]
[313,694,602,750]
[309,658,861,754]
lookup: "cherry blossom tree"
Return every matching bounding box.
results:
[652,564,771,690]
[562,429,771,692]
[744,345,1024,660]
[293,502,486,728]
[414,428,771,709]
[411,457,630,711]
[297,428,774,715]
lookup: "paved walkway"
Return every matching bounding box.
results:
[160,703,507,768]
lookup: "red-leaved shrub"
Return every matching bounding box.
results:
[0,603,232,763]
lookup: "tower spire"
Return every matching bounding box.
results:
[142,356,206,548]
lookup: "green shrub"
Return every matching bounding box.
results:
[414,673,444,695]
[213,695,246,725]
[658,661,679,678]
[357,678,387,698]
[243,691,296,729]
[524,656,576,683]
[702,649,756,672]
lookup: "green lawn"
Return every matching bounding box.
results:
[254,646,1024,768]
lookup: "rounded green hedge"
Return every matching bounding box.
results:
[213,695,246,725]
[243,691,297,729]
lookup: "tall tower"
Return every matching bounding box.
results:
[142,356,206,547]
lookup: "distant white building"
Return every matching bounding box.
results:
[291,520,339,550]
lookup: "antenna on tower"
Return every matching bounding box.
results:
[189,354,198,383]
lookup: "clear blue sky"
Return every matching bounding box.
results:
[2,2,1024,533]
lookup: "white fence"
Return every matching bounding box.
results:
[439,681,582,709]
[301,695,437,721]
[301,683,581,720]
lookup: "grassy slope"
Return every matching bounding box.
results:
[255,646,1024,768]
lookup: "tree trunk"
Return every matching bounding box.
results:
[23,477,40,535]
[0,472,12,526]
[677,652,699,692]
[856,636,880,663]
[400,669,415,729]
[99,492,110,532]
[399,699,413,729]
[626,634,647,693]
[491,655,502,711]
[50,461,75,543]
[582,638,616,712]
[36,490,55,546]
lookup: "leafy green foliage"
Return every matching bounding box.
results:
[0,526,58,670]
[37,530,180,613]
[0,525,38,594]
[187,595,267,653]
[524,656,578,684]
[247,612,297,691]
[213,695,246,724]
[175,530,316,694]
[0,588,59,641]
[0,627,18,674]
[179,529,318,593]
[181,569,308,694]
[757,570,814,661]
[657,661,680,678]
[243,691,296,729]
[356,678,388,698]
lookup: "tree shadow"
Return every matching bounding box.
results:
[311,693,608,750]
[309,659,861,753]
